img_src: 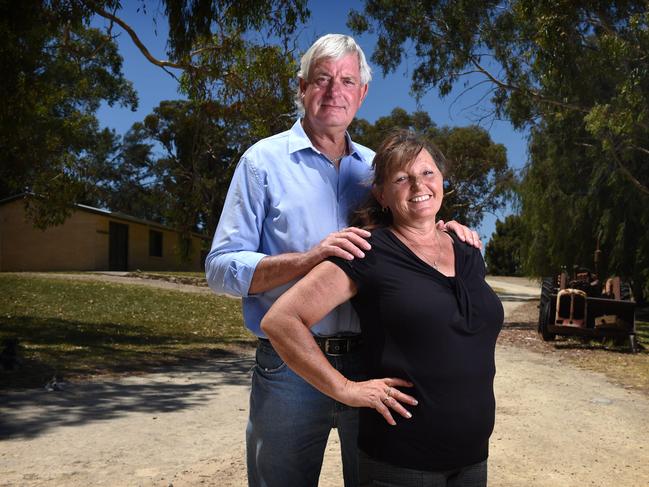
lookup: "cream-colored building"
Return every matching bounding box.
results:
[0,195,208,272]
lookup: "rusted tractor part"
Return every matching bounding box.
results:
[555,289,587,327]
[538,271,637,352]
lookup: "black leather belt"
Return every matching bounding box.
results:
[314,335,362,356]
[259,335,362,356]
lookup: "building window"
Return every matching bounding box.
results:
[149,230,163,257]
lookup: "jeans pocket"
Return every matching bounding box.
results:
[255,342,287,374]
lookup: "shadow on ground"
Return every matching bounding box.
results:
[0,314,256,389]
[0,349,254,441]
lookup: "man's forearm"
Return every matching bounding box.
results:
[248,251,322,295]
[247,226,371,294]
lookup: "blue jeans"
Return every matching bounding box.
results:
[247,338,365,487]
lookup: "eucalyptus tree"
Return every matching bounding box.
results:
[4,0,309,229]
[348,0,649,192]
[485,215,524,276]
[92,0,309,140]
[0,0,136,226]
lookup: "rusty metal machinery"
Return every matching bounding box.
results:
[538,270,637,352]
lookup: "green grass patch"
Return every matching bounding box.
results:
[0,274,254,389]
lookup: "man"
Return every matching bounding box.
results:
[205,34,480,487]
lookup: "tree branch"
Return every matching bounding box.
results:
[469,57,589,114]
[607,140,649,196]
[92,5,196,71]
[574,139,649,195]
[632,145,649,157]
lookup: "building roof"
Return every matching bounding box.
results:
[0,194,209,240]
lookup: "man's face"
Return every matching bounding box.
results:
[299,53,368,133]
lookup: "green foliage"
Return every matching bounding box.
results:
[349,108,514,227]
[349,1,649,190]
[3,1,307,232]
[110,90,296,258]
[182,40,300,148]
[163,0,309,59]
[124,99,240,254]
[102,3,302,252]
[518,118,649,300]
[0,273,251,389]
[162,0,307,134]
[106,5,304,251]
[350,0,649,297]
[0,0,137,226]
[485,215,524,276]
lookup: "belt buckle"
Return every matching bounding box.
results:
[324,338,348,356]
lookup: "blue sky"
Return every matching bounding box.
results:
[95,0,527,241]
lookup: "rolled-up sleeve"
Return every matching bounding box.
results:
[205,156,267,297]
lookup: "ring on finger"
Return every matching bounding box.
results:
[385,387,392,397]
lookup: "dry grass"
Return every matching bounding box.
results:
[500,300,649,395]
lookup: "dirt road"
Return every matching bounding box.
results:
[1,276,647,486]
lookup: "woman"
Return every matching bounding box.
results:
[261,130,503,486]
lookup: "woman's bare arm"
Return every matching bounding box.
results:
[261,261,417,425]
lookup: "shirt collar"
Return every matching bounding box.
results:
[287,118,366,162]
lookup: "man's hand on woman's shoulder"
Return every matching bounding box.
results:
[436,220,482,249]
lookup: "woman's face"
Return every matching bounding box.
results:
[374,149,444,226]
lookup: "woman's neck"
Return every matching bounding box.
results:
[391,220,439,243]
[391,219,455,276]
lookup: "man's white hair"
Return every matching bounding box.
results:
[295,34,372,114]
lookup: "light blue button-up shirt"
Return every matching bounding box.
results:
[205,119,375,337]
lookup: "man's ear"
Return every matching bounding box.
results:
[359,83,369,105]
[298,77,308,97]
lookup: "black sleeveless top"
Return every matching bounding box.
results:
[330,227,503,471]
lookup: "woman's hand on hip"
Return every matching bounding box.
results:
[340,377,417,426]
